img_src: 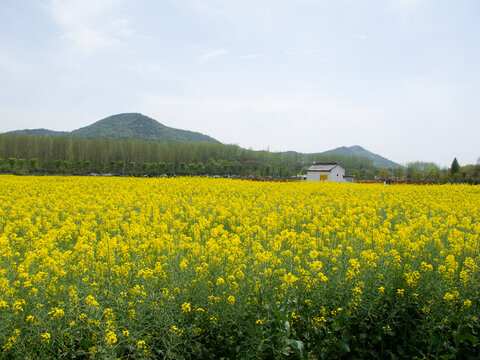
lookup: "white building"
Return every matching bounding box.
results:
[306,163,346,182]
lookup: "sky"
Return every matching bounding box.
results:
[1,0,479,167]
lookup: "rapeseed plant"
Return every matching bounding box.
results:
[0,175,478,358]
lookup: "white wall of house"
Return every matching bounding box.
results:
[306,166,345,182]
[328,166,345,182]
[306,171,327,181]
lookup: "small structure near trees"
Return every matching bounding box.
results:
[306,162,346,182]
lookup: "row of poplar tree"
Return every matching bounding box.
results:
[0,133,391,178]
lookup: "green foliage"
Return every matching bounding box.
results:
[451,158,460,175]
[353,170,361,182]
[5,132,474,181]
[64,160,72,172]
[406,162,440,180]
[70,113,219,143]
[118,161,125,174]
[53,159,63,172]
[395,167,404,179]
[8,157,16,170]
[379,169,391,181]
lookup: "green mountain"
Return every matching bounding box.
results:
[5,129,68,137]
[320,145,402,168]
[70,113,219,143]
[2,115,399,168]
[4,113,219,143]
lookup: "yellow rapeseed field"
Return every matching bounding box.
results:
[0,175,479,359]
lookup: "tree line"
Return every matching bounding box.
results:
[2,133,477,183]
[0,134,385,177]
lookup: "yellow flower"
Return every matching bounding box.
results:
[227,295,235,305]
[85,295,99,308]
[48,307,65,319]
[282,272,298,286]
[0,301,9,309]
[181,302,191,313]
[105,330,117,346]
[41,332,51,343]
[169,326,183,335]
[443,291,459,301]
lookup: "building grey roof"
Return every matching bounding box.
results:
[306,163,342,172]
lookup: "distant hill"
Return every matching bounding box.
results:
[321,145,401,168]
[5,129,68,137]
[4,113,219,144]
[2,115,400,168]
[70,113,219,143]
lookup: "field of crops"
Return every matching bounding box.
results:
[0,176,479,359]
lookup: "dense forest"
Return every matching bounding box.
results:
[1,133,478,183]
[0,134,384,178]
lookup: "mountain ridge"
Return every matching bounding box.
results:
[4,113,219,144]
[320,145,401,168]
[2,113,400,168]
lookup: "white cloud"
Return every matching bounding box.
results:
[46,0,133,56]
[200,49,230,60]
[354,34,367,39]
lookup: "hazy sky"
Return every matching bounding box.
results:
[1,0,479,167]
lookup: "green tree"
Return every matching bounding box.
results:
[129,162,137,176]
[16,158,26,173]
[29,158,39,173]
[395,168,403,180]
[413,171,424,182]
[118,161,125,175]
[142,163,148,175]
[206,158,218,175]
[426,166,440,183]
[196,162,205,175]
[75,161,84,173]
[167,162,175,176]
[450,158,460,176]
[379,169,390,181]
[53,159,63,173]
[158,162,167,175]
[148,163,158,176]
[353,170,361,182]
[188,163,197,175]
[64,160,72,173]
[109,161,117,174]
[8,157,16,172]
[178,162,188,176]
[97,161,105,173]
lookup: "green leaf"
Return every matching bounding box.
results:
[338,340,350,353]
[286,339,304,358]
[460,332,479,345]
